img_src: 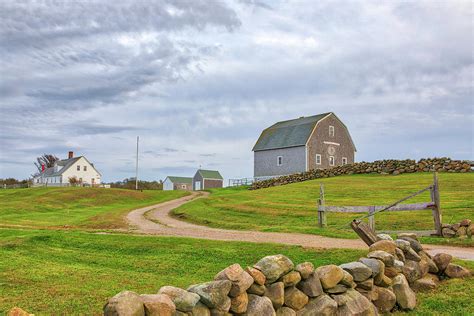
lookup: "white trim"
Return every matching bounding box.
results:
[329,156,335,166]
[342,157,348,165]
[277,156,283,166]
[323,141,340,146]
[316,154,322,165]
[329,125,335,137]
[305,146,308,171]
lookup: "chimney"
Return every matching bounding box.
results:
[68,151,74,159]
[41,164,45,172]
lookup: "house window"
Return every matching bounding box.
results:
[329,156,335,166]
[342,157,348,165]
[277,156,283,166]
[316,154,321,165]
[329,125,335,137]
[77,165,80,171]
[181,184,186,189]
[83,166,87,171]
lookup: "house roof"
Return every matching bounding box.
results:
[196,169,223,180]
[37,156,102,177]
[252,113,332,151]
[166,176,193,184]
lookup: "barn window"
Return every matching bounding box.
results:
[342,157,348,165]
[329,125,335,137]
[329,156,335,166]
[181,184,186,189]
[77,165,80,171]
[277,156,283,166]
[316,154,321,165]
[84,166,87,171]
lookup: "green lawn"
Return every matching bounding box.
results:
[0,187,188,229]
[172,173,474,245]
[1,228,472,315]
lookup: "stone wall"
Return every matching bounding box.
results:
[442,219,473,239]
[250,158,472,190]
[104,233,471,315]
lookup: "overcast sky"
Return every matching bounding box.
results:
[0,0,472,182]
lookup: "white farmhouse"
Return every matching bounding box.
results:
[33,151,102,186]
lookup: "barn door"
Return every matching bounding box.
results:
[195,181,201,191]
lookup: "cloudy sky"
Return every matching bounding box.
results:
[0,0,472,182]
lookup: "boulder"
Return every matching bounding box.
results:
[244,294,276,316]
[315,265,344,289]
[188,280,232,309]
[404,248,421,262]
[280,271,302,287]
[339,270,356,288]
[395,248,406,262]
[296,294,337,316]
[460,219,472,227]
[296,272,323,297]
[398,237,423,253]
[190,302,211,316]
[373,286,396,313]
[397,233,418,241]
[326,284,348,294]
[367,250,395,267]
[277,306,297,316]
[246,267,266,286]
[247,283,266,296]
[384,267,398,278]
[333,289,377,316]
[284,287,309,311]
[402,260,423,283]
[419,251,438,274]
[467,223,474,237]
[295,262,314,280]
[394,239,411,252]
[456,226,467,238]
[374,274,392,287]
[104,291,144,316]
[230,292,248,314]
[264,282,285,309]
[444,263,471,278]
[393,259,404,272]
[359,258,384,278]
[412,275,439,292]
[158,286,200,312]
[369,240,397,255]
[254,255,294,284]
[215,264,253,297]
[432,253,452,272]
[355,278,373,291]
[442,227,456,238]
[376,233,393,241]
[140,294,176,316]
[392,274,416,310]
[339,262,372,282]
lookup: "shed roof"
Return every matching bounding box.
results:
[196,169,223,180]
[166,176,193,184]
[252,113,331,151]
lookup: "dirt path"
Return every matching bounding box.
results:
[126,192,474,261]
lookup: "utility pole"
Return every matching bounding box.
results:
[135,136,139,190]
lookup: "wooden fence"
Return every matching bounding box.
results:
[317,172,442,235]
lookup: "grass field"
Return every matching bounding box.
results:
[0,187,188,229]
[172,173,474,245]
[1,228,473,315]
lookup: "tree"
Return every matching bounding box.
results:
[34,154,59,173]
[68,176,81,186]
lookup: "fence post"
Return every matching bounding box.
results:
[368,206,376,231]
[317,183,327,228]
[431,172,442,235]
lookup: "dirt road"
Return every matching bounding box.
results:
[126,192,474,261]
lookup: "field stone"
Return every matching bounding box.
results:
[442,227,456,238]
[412,275,439,292]
[460,219,472,226]
[276,306,297,316]
[280,271,301,287]
[367,250,395,267]
[244,294,276,316]
[374,274,392,287]
[158,286,200,312]
[295,262,314,280]
[399,237,423,253]
[315,265,344,289]
[444,263,471,278]
[215,264,253,297]
[190,302,211,316]
[432,253,452,272]
[284,287,309,311]
[402,260,423,283]
[456,226,467,237]
[296,272,323,297]
[339,262,372,282]
[394,239,411,252]
[373,286,396,313]
[333,289,377,316]
[467,224,474,237]
[325,284,348,294]
[140,294,176,316]
[174,311,188,316]
[264,282,285,309]
[104,290,144,316]
[355,278,373,291]
[246,267,266,286]
[296,294,337,316]
[247,283,266,296]
[339,270,356,288]
[359,257,384,278]
[404,248,421,262]
[395,248,406,262]
[397,233,418,241]
[230,291,248,314]
[376,233,393,241]
[187,280,232,309]
[419,251,438,274]
[392,274,417,310]
[369,240,397,255]
[254,255,294,284]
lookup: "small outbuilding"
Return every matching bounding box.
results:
[193,169,223,190]
[163,176,193,191]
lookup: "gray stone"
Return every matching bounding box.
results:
[442,227,456,238]
[395,248,406,262]
[392,274,416,310]
[188,280,232,309]
[433,253,452,272]
[394,239,411,252]
[104,291,144,316]
[140,294,176,316]
[376,233,393,241]
[158,286,200,312]
[402,260,423,283]
[296,272,323,297]
[295,262,314,280]
[254,255,294,284]
[355,278,373,291]
[333,289,377,316]
[419,251,438,274]
[399,237,423,253]
[373,286,396,313]
[339,270,356,288]
[284,287,308,311]
[325,284,348,294]
[359,257,384,279]
[404,248,421,262]
[244,294,276,316]
[412,275,439,292]
[264,282,285,310]
[339,262,372,282]
[315,265,344,289]
[367,250,395,267]
[296,294,337,316]
[444,263,471,278]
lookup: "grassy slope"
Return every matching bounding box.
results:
[1,229,472,315]
[172,173,474,245]
[0,187,188,229]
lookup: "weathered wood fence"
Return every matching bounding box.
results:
[317,173,442,236]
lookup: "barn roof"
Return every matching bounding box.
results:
[166,176,193,184]
[196,169,223,180]
[252,112,332,151]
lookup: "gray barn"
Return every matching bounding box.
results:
[252,112,356,179]
[193,169,223,190]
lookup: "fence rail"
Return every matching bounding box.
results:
[228,178,254,187]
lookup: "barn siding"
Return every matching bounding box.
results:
[203,179,223,189]
[254,146,307,178]
[193,173,204,190]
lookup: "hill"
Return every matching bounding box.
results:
[0,187,188,229]
[172,173,474,243]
